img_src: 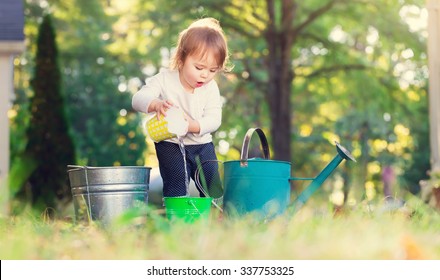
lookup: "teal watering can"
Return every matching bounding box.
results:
[221,128,356,220]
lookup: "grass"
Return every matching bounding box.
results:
[1,194,440,260]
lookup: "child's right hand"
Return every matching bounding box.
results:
[149,99,174,119]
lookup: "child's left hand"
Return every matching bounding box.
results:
[183,113,200,134]
[165,107,189,137]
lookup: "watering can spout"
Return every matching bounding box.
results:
[336,141,356,163]
[290,141,356,214]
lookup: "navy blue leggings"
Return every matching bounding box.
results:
[154,141,222,198]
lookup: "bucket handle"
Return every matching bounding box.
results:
[240,127,270,167]
[194,160,224,212]
[66,165,93,221]
[67,165,86,172]
[187,199,202,216]
[67,165,104,171]
[194,160,222,196]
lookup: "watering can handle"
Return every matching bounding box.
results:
[241,128,270,167]
[67,165,87,172]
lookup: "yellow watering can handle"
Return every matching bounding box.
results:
[240,128,270,167]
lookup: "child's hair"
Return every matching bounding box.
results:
[170,17,232,72]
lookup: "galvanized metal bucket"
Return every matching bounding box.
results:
[67,165,151,226]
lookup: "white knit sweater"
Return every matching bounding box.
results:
[132,69,223,145]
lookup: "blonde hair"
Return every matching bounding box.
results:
[170,17,232,72]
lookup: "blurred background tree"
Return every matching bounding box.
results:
[19,14,76,214]
[9,0,429,214]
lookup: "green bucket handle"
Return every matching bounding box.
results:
[187,199,201,215]
[194,165,224,212]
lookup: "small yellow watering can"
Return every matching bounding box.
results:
[146,106,188,142]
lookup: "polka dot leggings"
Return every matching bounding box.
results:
[154,141,222,198]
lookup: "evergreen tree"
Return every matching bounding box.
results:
[24,14,76,213]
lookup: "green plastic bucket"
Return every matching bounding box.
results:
[164,197,213,223]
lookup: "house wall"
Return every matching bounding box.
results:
[0,54,13,215]
[428,0,440,173]
[0,41,24,216]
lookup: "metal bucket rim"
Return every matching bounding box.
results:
[67,165,152,172]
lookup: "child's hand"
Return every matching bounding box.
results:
[149,99,174,119]
[183,113,200,134]
[166,107,189,137]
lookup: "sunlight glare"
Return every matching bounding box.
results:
[118,83,127,92]
[128,77,143,93]
[217,131,227,138]
[402,48,414,59]
[119,109,127,117]
[366,26,379,45]
[367,161,381,174]
[329,25,348,43]
[299,124,313,137]
[400,5,428,36]
[7,108,17,119]
[228,128,238,139]
[218,139,230,155]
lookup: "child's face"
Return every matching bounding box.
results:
[179,52,220,93]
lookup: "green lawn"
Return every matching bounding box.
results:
[1,195,440,260]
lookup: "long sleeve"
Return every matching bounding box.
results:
[132,69,222,145]
[197,82,222,136]
[132,75,163,114]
